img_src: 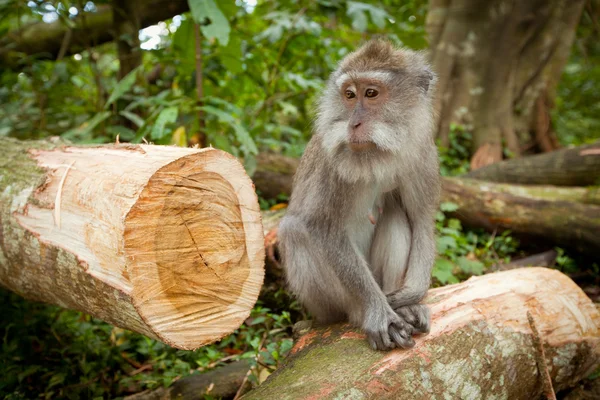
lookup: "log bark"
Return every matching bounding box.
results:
[0,0,188,68]
[243,268,600,399]
[466,142,600,186]
[252,153,299,200]
[441,177,600,255]
[0,137,264,350]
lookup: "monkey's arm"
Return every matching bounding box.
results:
[316,227,415,350]
[387,166,439,309]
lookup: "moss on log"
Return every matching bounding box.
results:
[243,268,600,399]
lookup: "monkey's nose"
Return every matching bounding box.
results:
[353,122,362,128]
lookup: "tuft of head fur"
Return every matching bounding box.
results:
[314,39,437,184]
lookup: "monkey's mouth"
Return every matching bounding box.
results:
[348,141,377,152]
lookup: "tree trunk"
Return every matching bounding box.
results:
[0,0,189,68]
[441,177,600,255]
[427,0,586,167]
[113,0,143,80]
[466,141,600,186]
[0,138,264,350]
[243,268,600,399]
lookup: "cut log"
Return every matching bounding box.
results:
[466,142,600,186]
[441,177,600,256]
[0,137,264,350]
[243,268,600,399]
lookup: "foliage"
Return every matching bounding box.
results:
[552,5,600,146]
[438,124,472,177]
[432,201,521,285]
[0,288,296,398]
[0,0,596,397]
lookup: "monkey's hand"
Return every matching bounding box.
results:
[389,303,430,335]
[363,301,415,351]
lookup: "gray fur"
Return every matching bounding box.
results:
[279,40,440,351]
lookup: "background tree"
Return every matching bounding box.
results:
[427,0,586,168]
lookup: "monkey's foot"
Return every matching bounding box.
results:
[392,304,430,335]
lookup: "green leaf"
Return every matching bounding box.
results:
[119,111,145,128]
[440,201,459,212]
[151,107,179,139]
[433,258,458,285]
[201,105,258,155]
[62,111,111,139]
[219,34,243,74]
[347,2,390,31]
[347,6,367,32]
[436,236,457,254]
[105,67,140,109]
[173,18,196,74]
[188,0,230,46]
[456,256,485,275]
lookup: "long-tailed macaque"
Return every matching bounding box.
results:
[278,40,440,350]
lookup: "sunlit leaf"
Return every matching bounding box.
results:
[171,126,187,147]
[188,0,230,46]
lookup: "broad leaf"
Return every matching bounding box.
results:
[456,256,485,275]
[188,0,230,46]
[433,258,458,285]
[62,111,111,139]
[105,67,140,109]
[151,107,179,139]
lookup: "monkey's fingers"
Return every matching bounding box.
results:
[388,322,415,349]
[365,327,394,351]
[394,304,430,335]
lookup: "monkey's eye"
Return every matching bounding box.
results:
[365,89,379,98]
[345,90,356,99]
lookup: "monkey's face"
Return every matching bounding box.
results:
[318,70,423,158]
[339,75,390,152]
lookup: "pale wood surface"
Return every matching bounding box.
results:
[0,138,264,349]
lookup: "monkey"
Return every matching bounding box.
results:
[278,39,440,351]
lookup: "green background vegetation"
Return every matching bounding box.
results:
[0,0,598,398]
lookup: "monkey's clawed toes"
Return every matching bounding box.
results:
[393,304,431,334]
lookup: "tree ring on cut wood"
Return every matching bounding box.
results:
[124,149,264,349]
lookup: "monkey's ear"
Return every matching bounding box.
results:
[417,69,434,93]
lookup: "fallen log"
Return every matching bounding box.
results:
[124,360,251,400]
[243,268,600,399]
[0,0,189,68]
[441,177,600,256]
[465,142,600,186]
[0,138,264,350]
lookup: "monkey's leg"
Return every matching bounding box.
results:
[370,203,411,293]
[280,215,414,350]
[371,201,430,334]
[278,216,352,324]
[381,188,437,334]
